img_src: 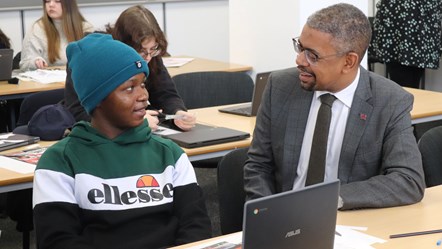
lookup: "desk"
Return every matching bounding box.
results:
[405,87,442,124]
[170,185,442,249]
[166,56,252,77]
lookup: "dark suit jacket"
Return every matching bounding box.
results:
[244,67,425,210]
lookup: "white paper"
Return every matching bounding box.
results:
[162,57,194,68]
[184,232,242,249]
[334,225,386,249]
[153,126,182,136]
[18,69,67,84]
[0,155,36,174]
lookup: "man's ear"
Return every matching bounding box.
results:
[342,52,359,73]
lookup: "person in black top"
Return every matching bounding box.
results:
[63,5,196,131]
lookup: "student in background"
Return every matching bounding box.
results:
[20,0,94,70]
[0,28,11,49]
[370,0,442,89]
[244,3,425,210]
[63,5,196,131]
[33,33,212,249]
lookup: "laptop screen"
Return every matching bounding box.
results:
[242,181,340,249]
[0,49,13,81]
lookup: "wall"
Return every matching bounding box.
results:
[0,0,229,62]
[229,0,368,79]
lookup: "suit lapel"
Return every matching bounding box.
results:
[283,84,313,191]
[338,68,373,183]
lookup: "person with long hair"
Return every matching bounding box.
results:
[0,28,11,49]
[20,0,94,70]
[63,5,196,131]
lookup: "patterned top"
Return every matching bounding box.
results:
[370,0,442,69]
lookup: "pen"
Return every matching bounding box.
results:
[335,231,341,236]
[390,229,442,239]
[146,101,185,121]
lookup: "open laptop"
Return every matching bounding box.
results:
[0,132,40,152]
[218,72,271,117]
[154,124,250,148]
[0,49,14,81]
[242,180,340,249]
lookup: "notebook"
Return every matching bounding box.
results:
[154,124,250,148]
[242,180,340,249]
[218,72,271,117]
[0,132,40,152]
[0,49,14,81]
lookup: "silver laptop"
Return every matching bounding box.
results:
[242,180,340,249]
[0,49,14,81]
[0,132,40,152]
[218,72,271,117]
[155,124,250,148]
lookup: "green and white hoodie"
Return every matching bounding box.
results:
[33,120,212,249]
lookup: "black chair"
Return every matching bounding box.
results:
[13,88,65,136]
[173,71,253,167]
[172,71,254,109]
[7,88,64,249]
[217,147,248,235]
[418,126,442,187]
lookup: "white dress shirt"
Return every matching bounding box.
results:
[293,69,360,190]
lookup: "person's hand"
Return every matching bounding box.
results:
[35,59,48,69]
[145,109,161,131]
[174,110,196,131]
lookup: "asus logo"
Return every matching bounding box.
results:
[285,229,301,238]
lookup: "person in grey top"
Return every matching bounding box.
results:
[244,3,425,210]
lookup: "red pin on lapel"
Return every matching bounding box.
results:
[360,113,367,120]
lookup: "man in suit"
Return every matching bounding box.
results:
[244,3,425,210]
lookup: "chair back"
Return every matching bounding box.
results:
[418,126,442,187]
[172,71,254,109]
[16,88,65,127]
[217,147,249,235]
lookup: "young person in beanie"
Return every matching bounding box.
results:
[32,33,212,249]
[63,5,195,132]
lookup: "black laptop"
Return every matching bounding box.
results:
[242,180,340,249]
[154,124,250,148]
[0,132,40,152]
[218,72,271,117]
[0,49,14,81]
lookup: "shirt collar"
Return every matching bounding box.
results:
[314,68,360,108]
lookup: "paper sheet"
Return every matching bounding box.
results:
[17,69,66,84]
[162,57,194,68]
[0,155,36,174]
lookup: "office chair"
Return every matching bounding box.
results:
[418,126,442,187]
[13,88,65,135]
[172,71,254,109]
[217,147,248,234]
[8,88,64,249]
[173,71,253,167]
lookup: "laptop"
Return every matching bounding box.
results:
[154,124,250,148]
[0,132,40,152]
[0,49,14,81]
[242,180,340,249]
[218,72,271,117]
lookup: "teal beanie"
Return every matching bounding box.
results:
[66,33,149,114]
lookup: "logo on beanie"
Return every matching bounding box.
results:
[135,61,142,69]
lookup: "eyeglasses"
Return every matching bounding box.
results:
[292,37,347,65]
[139,45,161,59]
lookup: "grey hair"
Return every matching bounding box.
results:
[306,3,371,62]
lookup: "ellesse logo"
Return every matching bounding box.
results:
[87,175,174,205]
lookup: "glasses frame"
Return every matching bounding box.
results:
[292,37,347,65]
[139,45,161,59]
